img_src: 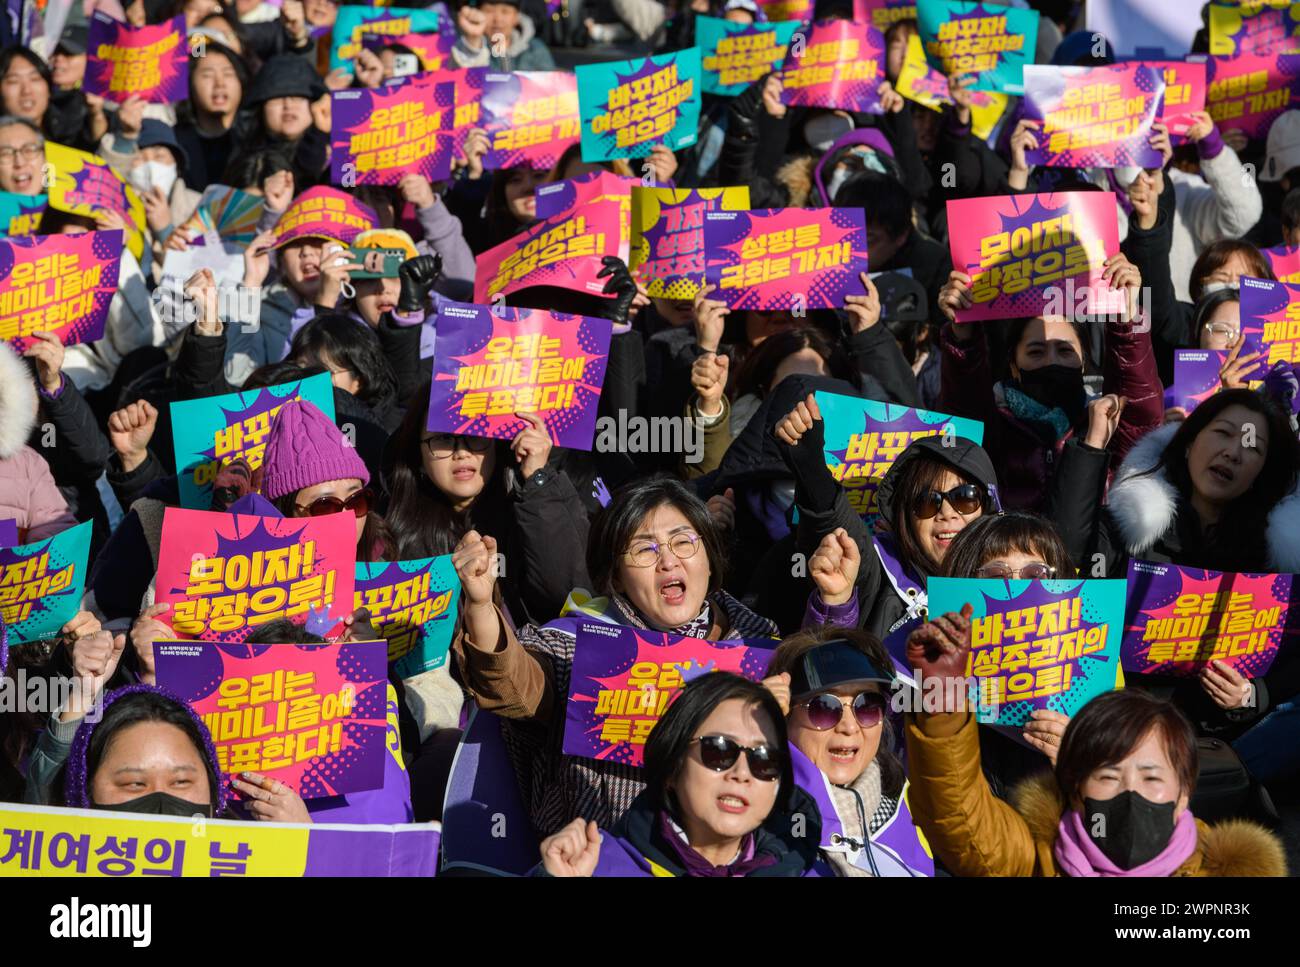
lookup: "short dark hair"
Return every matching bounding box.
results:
[764,626,905,798]
[290,312,398,413]
[586,476,726,597]
[940,511,1075,579]
[833,173,912,239]
[1189,240,1274,303]
[1055,690,1198,805]
[643,672,793,816]
[888,456,986,576]
[733,327,858,401]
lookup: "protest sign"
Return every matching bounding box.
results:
[473,203,622,303]
[1209,1,1300,55]
[896,33,1008,140]
[0,803,440,876]
[703,207,869,310]
[330,77,455,185]
[0,232,121,352]
[1173,350,1232,412]
[946,192,1125,322]
[576,48,701,161]
[154,509,357,642]
[1147,60,1208,141]
[1121,560,1294,677]
[0,519,15,548]
[780,19,886,112]
[856,0,918,32]
[360,29,456,70]
[44,142,146,261]
[355,556,460,678]
[816,390,984,522]
[534,170,634,261]
[756,0,811,20]
[562,621,776,767]
[0,191,46,236]
[917,0,1039,94]
[1200,50,1300,140]
[170,373,336,511]
[480,71,581,171]
[271,186,376,247]
[1263,242,1300,282]
[927,578,1127,725]
[83,12,188,104]
[426,301,612,449]
[1021,63,1166,169]
[0,520,92,643]
[1239,275,1300,364]
[697,16,800,97]
[155,639,388,797]
[631,186,750,300]
[330,5,448,72]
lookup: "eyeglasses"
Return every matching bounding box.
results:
[1203,322,1239,339]
[691,735,783,781]
[423,433,493,457]
[624,532,701,568]
[913,483,984,519]
[796,691,887,731]
[0,144,42,166]
[974,562,1057,580]
[294,487,373,518]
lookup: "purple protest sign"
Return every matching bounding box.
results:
[329,77,454,186]
[0,519,15,548]
[84,12,189,105]
[426,301,612,450]
[1172,349,1233,413]
[480,70,581,171]
[562,621,776,768]
[1021,63,1166,169]
[1121,560,1294,678]
[780,19,886,112]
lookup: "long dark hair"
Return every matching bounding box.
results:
[381,380,512,558]
[734,327,858,401]
[290,313,398,415]
[764,627,905,799]
[644,672,794,818]
[586,475,726,598]
[1135,389,1300,571]
[940,511,1075,579]
[270,489,395,563]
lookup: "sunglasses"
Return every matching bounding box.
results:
[295,487,373,518]
[692,735,783,782]
[975,562,1056,580]
[424,433,493,457]
[913,483,984,519]
[796,691,887,731]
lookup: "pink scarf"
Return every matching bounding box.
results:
[1053,808,1198,878]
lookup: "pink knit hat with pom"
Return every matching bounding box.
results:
[260,400,369,500]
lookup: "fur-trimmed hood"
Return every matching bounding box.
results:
[777,156,816,208]
[0,342,36,460]
[1011,772,1288,877]
[1105,422,1300,572]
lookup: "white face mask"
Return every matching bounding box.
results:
[130,160,178,197]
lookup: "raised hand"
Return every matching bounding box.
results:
[540,818,601,876]
[809,527,860,606]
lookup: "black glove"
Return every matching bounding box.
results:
[597,255,637,328]
[774,410,839,514]
[397,253,442,313]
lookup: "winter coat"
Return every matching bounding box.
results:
[451,589,779,838]
[450,14,556,72]
[905,710,1287,876]
[0,346,77,542]
[62,248,166,394]
[938,317,1164,512]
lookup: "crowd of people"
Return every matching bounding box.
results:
[0,0,1296,878]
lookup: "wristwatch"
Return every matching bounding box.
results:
[524,467,553,490]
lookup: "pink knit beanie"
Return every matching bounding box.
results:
[260,400,370,500]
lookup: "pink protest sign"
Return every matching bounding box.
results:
[780,19,887,113]
[271,186,376,247]
[473,203,623,303]
[426,301,612,449]
[0,231,121,352]
[154,508,358,643]
[562,622,776,767]
[946,192,1126,322]
[1202,50,1300,141]
[481,70,581,171]
[1263,243,1300,283]
[84,12,189,104]
[1146,60,1207,141]
[1021,63,1166,168]
[534,170,634,263]
[703,207,869,311]
[154,639,388,798]
[329,77,455,185]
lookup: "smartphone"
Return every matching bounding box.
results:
[391,53,420,77]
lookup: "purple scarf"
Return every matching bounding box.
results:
[1054,808,1198,878]
[657,811,777,877]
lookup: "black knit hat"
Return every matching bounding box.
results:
[246,54,327,105]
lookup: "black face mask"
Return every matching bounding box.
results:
[1084,791,1177,870]
[93,791,213,819]
[1016,364,1087,425]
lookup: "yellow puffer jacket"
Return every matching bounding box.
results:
[905,711,1287,877]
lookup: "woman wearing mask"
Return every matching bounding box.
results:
[762,628,935,876]
[538,673,822,877]
[118,121,202,283]
[174,40,246,190]
[451,476,779,838]
[901,617,1286,876]
[383,383,588,626]
[937,254,1161,511]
